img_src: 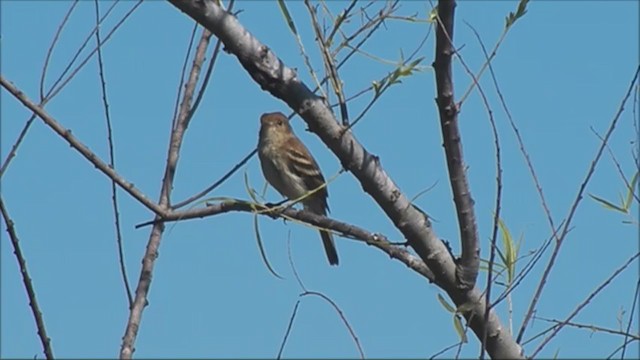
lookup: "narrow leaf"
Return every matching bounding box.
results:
[623,171,639,210]
[498,218,517,284]
[588,193,627,213]
[253,214,284,280]
[437,293,456,313]
[505,0,530,28]
[428,6,438,23]
[243,171,260,203]
[453,315,468,343]
[276,0,298,35]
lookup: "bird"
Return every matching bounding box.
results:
[257,111,339,266]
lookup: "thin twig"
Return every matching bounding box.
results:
[301,291,365,359]
[172,147,257,209]
[278,0,327,101]
[1,197,54,360]
[276,300,301,359]
[40,0,79,100]
[185,0,234,127]
[93,0,133,309]
[46,0,121,98]
[518,66,640,343]
[590,127,640,204]
[305,0,349,125]
[621,277,640,358]
[1,0,123,177]
[326,0,357,46]
[429,340,464,359]
[171,24,199,129]
[287,231,307,292]
[468,14,568,336]
[490,224,563,308]
[50,0,137,102]
[461,22,503,359]
[606,338,638,359]
[533,316,640,341]
[529,251,640,357]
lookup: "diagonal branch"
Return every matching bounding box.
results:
[517,65,640,343]
[166,1,522,358]
[1,197,55,360]
[0,76,166,217]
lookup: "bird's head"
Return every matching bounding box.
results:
[259,112,293,143]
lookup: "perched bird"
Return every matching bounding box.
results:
[257,112,339,266]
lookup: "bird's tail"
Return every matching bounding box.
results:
[320,230,339,266]
[306,200,339,266]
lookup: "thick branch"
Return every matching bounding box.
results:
[167,0,451,290]
[166,1,522,358]
[433,0,480,290]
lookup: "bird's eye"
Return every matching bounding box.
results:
[277,119,283,126]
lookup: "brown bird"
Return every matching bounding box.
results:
[257,112,339,266]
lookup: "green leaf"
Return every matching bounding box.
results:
[243,170,260,203]
[437,293,456,313]
[253,214,284,280]
[453,315,468,343]
[498,217,517,284]
[276,0,298,36]
[623,171,639,211]
[428,6,438,23]
[505,0,530,28]
[478,258,506,275]
[589,193,627,213]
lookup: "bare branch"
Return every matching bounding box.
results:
[533,316,640,341]
[305,0,349,125]
[517,65,640,343]
[93,0,133,308]
[0,76,166,217]
[140,198,436,282]
[119,27,213,359]
[1,197,54,360]
[277,300,301,360]
[433,0,480,289]
[301,291,365,359]
[40,0,79,100]
[2,1,140,180]
[621,277,640,358]
[529,251,640,357]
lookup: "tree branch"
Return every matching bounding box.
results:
[166,1,522,358]
[138,198,436,282]
[1,197,54,360]
[0,76,166,217]
[433,0,480,290]
[119,28,212,359]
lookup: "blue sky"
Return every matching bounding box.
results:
[2,1,639,358]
